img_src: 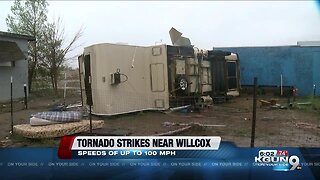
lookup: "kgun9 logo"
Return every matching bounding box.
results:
[254,150,301,171]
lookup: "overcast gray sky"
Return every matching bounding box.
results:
[1,1,320,67]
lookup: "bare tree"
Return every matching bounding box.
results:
[40,17,83,93]
[6,0,49,92]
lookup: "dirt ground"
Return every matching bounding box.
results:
[0,92,319,148]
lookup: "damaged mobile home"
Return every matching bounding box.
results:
[78,28,240,115]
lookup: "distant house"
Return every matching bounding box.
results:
[0,31,35,102]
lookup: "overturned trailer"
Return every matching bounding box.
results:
[78,43,240,115]
[167,46,240,107]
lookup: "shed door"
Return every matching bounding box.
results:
[150,63,165,92]
[84,54,93,105]
[227,61,237,90]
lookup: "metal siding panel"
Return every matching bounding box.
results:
[293,49,313,95]
[150,63,165,92]
[216,46,320,96]
[0,60,28,102]
[313,52,320,96]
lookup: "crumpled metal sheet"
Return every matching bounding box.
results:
[169,27,192,46]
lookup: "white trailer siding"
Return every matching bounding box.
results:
[80,43,169,115]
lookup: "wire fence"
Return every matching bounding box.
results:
[31,69,81,97]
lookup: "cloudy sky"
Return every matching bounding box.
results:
[0,1,319,67]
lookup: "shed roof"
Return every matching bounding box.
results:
[0,31,35,41]
[297,41,320,47]
[0,41,26,62]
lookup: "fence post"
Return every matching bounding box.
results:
[250,77,257,148]
[10,76,13,135]
[24,84,28,109]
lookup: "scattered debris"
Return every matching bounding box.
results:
[261,117,274,121]
[166,113,217,119]
[279,105,288,110]
[157,121,225,136]
[162,121,225,128]
[0,139,12,147]
[162,122,178,126]
[296,102,312,106]
[154,126,192,136]
[270,103,288,110]
[169,105,192,112]
[192,122,226,127]
[66,102,83,109]
[260,99,277,107]
[269,99,278,104]
[271,104,281,109]
[295,122,319,129]
[260,100,271,106]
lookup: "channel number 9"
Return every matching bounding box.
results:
[289,155,300,170]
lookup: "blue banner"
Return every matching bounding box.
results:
[0,142,319,179]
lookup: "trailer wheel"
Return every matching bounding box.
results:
[176,76,188,95]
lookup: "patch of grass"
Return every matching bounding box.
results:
[10,134,59,147]
[296,96,320,113]
[234,128,249,137]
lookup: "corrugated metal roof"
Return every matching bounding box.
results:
[216,41,320,49]
[0,31,35,41]
[297,41,320,47]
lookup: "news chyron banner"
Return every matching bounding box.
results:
[0,136,320,179]
[58,136,221,159]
